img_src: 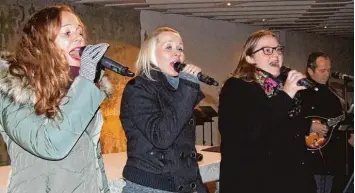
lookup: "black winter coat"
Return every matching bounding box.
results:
[300,80,350,193]
[218,77,316,193]
[120,70,207,193]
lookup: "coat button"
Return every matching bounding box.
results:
[188,118,195,125]
[180,152,185,158]
[196,153,203,161]
[190,183,196,189]
[149,151,154,155]
[190,151,197,159]
[178,185,183,191]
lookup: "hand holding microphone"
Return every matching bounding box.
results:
[280,66,318,98]
[79,43,109,82]
[71,43,135,82]
[181,64,202,76]
[173,62,219,86]
[283,70,307,98]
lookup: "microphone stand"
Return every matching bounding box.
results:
[342,78,351,177]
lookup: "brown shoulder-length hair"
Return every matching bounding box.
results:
[8,5,87,118]
[232,30,277,82]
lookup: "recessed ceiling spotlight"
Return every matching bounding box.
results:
[227,2,232,6]
[262,19,266,22]
[324,26,327,28]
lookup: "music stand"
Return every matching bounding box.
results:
[194,109,207,145]
[343,173,354,193]
[342,78,354,177]
[198,106,218,146]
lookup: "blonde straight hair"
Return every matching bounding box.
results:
[136,27,181,81]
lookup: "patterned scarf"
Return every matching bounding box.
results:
[255,68,301,117]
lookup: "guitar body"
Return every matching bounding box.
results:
[305,116,328,149]
[305,114,345,150]
[305,132,327,149]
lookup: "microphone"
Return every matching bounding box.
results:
[280,66,318,91]
[331,71,354,81]
[75,46,135,77]
[173,62,219,86]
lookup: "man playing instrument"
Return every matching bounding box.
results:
[300,51,353,193]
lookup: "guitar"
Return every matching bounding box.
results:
[305,114,345,150]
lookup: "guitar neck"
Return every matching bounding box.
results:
[327,114,345,127]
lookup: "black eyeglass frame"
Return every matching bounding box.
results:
[252,46,285,55]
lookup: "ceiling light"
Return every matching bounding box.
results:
[262,19,266,22]
[324,26,327,28]
[226,2,231,6]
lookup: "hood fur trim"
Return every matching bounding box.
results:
[0,59,35,104]
[0,59,113,105]
[99,75,113,98]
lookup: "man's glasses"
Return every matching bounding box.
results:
[252,46,284,55]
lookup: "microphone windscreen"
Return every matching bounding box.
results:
[279,66,291,82]
[331,72,340,79]
[78,46,86,57]
[173,62,186,72]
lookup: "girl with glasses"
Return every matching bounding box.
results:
[218,30,316,193]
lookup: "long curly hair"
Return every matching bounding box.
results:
[8,5,87,118]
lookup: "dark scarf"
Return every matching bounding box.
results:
[255,68,301,117]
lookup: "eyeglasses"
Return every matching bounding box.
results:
[252,46,284,55]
